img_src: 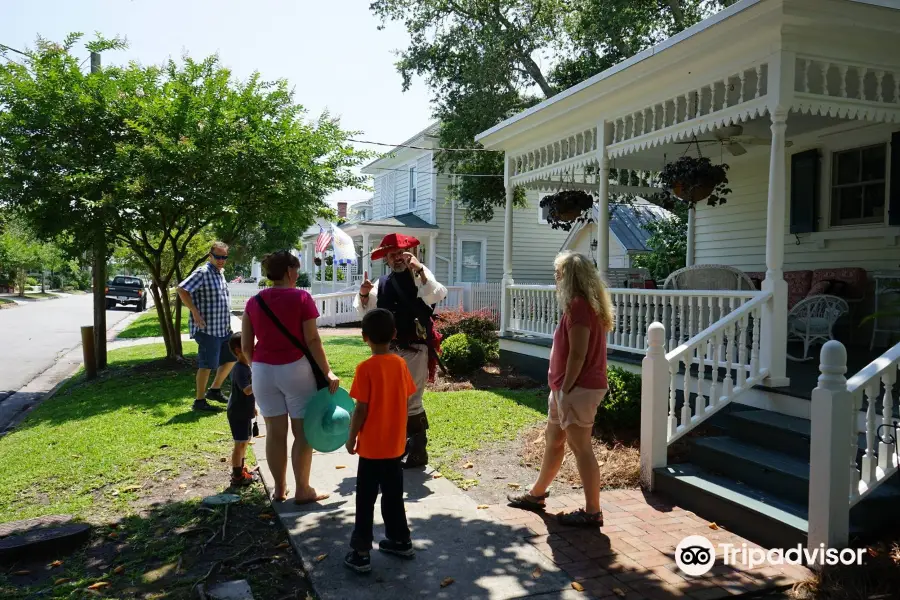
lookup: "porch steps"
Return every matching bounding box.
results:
[655,407,900,549]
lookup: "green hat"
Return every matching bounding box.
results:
[303,387,355,453]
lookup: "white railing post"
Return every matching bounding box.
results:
[808,340,852,553]
[640,322,670,490]
[500,156,514,337]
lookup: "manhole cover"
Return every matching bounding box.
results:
[0,515,91,563]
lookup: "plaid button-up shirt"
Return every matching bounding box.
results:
[179,261,232,338]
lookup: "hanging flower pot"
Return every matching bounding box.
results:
[657,155,731,209]
[314,257,322,267]
[540,190,594,231]
[325,255,333,266]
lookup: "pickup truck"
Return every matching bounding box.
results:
[105,276,148,312]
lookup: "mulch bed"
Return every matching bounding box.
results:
[429,364,542,392]
[1,467,315,599]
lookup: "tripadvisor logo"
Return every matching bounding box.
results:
[675,535,865,576]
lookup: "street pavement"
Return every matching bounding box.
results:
[0,293,134,404]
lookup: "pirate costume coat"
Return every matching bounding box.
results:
[353,234,447,468]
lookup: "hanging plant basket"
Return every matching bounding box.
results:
[325,255,333,266]
[539,190,594,231]
[656,155,731,209]
[314,257,322,267]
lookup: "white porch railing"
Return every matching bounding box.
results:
[437,286,464,311]
[506,284,763,354]
[313,291,359,327]
[662,292,771,445]
[807,340,900,550]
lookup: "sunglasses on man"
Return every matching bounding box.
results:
[211,253,228,260]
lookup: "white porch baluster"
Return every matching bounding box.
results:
[739,70,746,103]
[668,363,678,439]
[708,333,721,408]
[879,370,897,471]
[756,65,763,97]
[668,298,677,351]
[688,296,696,341]
[850,391,862,501]
[678,297,687,345]
[630,294,639,349]
[858,67,867,100]
[751,306,761,378]
[802,59,810,93]
[807,341,852,551]
[681,354,692,430]
[875,71,884,103]
[723,321,736,399]
[820,62,830,96]
[839,65,849,98]
[737,314,749,389]
[861,384,878,486]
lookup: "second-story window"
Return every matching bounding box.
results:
[409,166,417,211]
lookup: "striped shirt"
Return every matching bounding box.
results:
[179,262,232,338]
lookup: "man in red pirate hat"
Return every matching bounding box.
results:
[354,233,447,468]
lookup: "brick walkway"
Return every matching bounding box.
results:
[483,489,812,599]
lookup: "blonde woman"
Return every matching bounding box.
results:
[508,251,613,527]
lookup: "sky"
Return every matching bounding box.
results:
[0,0,434,206]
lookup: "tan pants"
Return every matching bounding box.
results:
[394,346,428,417]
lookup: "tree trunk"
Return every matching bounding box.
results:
[92,238,108,371]
[519,54,556,98]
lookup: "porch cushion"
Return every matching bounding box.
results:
[806,280,831,298]
[811,268,867,302]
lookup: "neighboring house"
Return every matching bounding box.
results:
[300,122,571,286]
[475,0,900,555]
[562,199,672,269]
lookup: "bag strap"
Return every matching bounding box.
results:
[253,292,328,390]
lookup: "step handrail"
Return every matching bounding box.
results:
[846,340,900,507]
[665,291,772,445]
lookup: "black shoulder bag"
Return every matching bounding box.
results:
[253,293,329,390]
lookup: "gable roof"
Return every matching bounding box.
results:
[563,200,672,253]
[340,212,439,230]
[361,122,441,174]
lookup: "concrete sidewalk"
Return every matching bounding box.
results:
[254,419,812,600]
[254,421,583,600]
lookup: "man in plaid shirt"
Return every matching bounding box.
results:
[177,241,237,412]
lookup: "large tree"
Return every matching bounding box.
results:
[371,0,734,221]
[1,36,366,360]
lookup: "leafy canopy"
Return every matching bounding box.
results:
[371,0,733,221]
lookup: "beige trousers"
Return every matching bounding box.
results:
[394,345,428,416]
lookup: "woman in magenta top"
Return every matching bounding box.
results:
[242,250,339,504]
[508,251,613,527]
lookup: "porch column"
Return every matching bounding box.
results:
[685,208,696,267]
[760,107,790,386]
[362,231,370,277]
[500,155,515,336]
[427,233,437,274]
[596,122,611,278]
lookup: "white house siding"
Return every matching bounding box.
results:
[695,122,899,274]
[393,166,410,216]
[432,182,569,284]
[567,225,630,268]
[415,153,433,223]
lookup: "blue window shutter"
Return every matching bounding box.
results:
[890,131,900,226]
[790,149,820,234]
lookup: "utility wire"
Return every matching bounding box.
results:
[367,166,502,178]
[0,42,27,57]
[347,138,500,153]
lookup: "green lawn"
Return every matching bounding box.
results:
[0,297,14,305]
[117,311,190,339]
[0,337,544,524]
[23,292,57,300]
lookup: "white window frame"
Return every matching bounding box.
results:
[538,194,551,224]
[456,236,487,283]
[827,142,888,228]
[408,164,418,212]
[819,129,892,232]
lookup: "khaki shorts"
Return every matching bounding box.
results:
[547,387,607,430]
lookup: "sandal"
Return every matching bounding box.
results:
[507,491,549,512]
[557,508,603,528]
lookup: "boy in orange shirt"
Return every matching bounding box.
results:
[344,308,418,574]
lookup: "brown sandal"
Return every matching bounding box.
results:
[507,491,549,512]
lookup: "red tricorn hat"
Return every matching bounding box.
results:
[370,233,421,261]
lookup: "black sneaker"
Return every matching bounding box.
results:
[205,388,228,403]
[192,399,221,412]
[343,550,371,573]
[378,539,414,559]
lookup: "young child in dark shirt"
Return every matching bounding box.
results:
[228,332,256,487]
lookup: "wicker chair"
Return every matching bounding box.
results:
[787,294,849,361]
[663,264,756,291]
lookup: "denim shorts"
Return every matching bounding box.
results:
[195,331,236,369]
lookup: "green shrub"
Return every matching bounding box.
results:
[25,276,38,287]
[440,333,487,376]
[258,278,273,288]
[435,309,498,361]
[297,272,311,288]
[595,366,642,430]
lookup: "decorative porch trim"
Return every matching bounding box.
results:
[509,127,598,186]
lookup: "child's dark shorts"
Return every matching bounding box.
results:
[228,412,252,443]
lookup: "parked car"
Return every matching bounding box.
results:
[243,277,257,284]
[106,276,148,312]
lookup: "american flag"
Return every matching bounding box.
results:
[315,225,332,254]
